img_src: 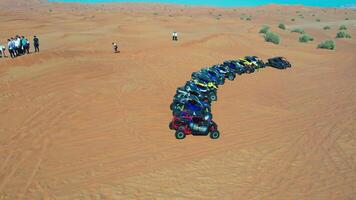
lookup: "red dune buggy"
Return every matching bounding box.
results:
[169,114,219,139]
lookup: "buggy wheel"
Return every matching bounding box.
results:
[170,103,174,111]
[169,122,174,130]
[210,130,220,139]
[227,74,235,81]
[175,129,186,139]
[210,93,217,101]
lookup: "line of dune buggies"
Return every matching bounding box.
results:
[169,56,291,139]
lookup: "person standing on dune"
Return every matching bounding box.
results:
[112,42,118,53]
[14,36,20,56]
[0,43,6,58]
[7,39,15,58]
[172,32,178,41]
[33,36,40,53]
[21,36,27,55]
[25,39,30,54]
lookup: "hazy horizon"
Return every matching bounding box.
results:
[48,0,356,7]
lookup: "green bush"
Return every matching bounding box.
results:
[246,17,251,21]
[316,18,321,22]
[336,31,352,38]
[259,25,270,34]
[291,28,305,34]
[291,18,295,21]
[278,23,286,30]
[317,40,335,50]
[323,26,331,30]
[299,34,314,43]
[264,31,280,44]
[345,18,349,20]
[339,25,347,30]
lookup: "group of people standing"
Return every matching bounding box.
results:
[0,35,40,58]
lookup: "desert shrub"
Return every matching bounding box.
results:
[317,40,335,50]
[153,13,159,15]
[345,18,349,20]
[246,17,251,21]
[291,18,295,21]
[339,25,347,30]
[259,25,270,34]
[278,23,286,30]
[291,28,305,34]
[336,31,352,38]
[312,14,315,16]
[323,26,331,30]
[316,18,321,22]
[264,31,280,44]
[299,34,314,42]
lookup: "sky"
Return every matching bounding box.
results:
[49,0,356,7]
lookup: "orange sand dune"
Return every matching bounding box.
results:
[0,1,355,199]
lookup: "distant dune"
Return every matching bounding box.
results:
[0,1,355,199]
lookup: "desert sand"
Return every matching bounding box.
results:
[0,1,355,199]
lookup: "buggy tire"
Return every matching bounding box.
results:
[175,129,186,139]
[210,130,220,139]
[210,93,217,101]
[227,74,235,81]
[170,103,174,111]
[169,122,174,130]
